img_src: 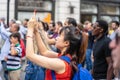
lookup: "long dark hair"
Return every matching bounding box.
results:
[59,26,87,77]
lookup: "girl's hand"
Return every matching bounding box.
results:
[34,22,43,34]
[34,22,40,33]
[27,11,37,31]
[27,19,37,31]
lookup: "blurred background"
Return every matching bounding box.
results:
[0,0,120,25]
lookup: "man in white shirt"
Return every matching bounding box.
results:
[0,21,20,80]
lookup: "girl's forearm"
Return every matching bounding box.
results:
[26,30,34,57]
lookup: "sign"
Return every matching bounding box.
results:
[18,0,52,11]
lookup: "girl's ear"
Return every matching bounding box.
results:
[64,40,70,47]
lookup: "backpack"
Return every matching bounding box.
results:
[51,56,93,80]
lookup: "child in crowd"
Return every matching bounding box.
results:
[6,32,22,80]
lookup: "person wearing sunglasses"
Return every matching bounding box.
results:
[109,31,120,79]
[92,20,113,80]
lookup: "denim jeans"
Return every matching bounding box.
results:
[25,61,45,80]
[0,60,3,80]
[1,60,8,80]
[85,49,92,71]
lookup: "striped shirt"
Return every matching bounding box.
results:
[7,43,22,71]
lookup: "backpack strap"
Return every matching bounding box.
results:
[51,56,71,80]
[60,56,71,64]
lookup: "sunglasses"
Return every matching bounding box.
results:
[93,22,101,29]
[93,25,101,29]
[115,31,120,44]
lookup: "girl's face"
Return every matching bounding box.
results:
[55,31,69,51]
[10,37,18,44]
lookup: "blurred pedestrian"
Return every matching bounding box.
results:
[109,31,120,79]
[109,21,119,40]
[83,20,94,71]
[92,20,113,80]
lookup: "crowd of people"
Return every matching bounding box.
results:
[0,15,120,80]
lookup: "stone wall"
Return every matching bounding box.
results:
[55,0,80,23]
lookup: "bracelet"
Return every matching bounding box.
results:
[26,36,33,40]
[26,36,33,38]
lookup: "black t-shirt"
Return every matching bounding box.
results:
[93,35,111,79]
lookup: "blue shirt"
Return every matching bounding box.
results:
[0,22,11,61]
[109,29,120,40]
[0,39,10,60]
[0,26,5,49]
[109,31,116,40]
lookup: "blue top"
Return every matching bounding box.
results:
[87,31,94,49]
[0,22,11,61]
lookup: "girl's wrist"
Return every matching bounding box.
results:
[28,29,34,32]
[27,30,34,36]
[26,36,33,40]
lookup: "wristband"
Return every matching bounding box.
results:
[26,36,33,38]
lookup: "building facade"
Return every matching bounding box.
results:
[0,0,80,23]
[81,0,120,23]
[0,0,15,22]
[0,0,120,24]
[55,0,80,22]
[16,0,55,22]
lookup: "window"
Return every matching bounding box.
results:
[43,1,52,11]
[100,5,119,15]
[100,16,119,22]
[81,14,97,23]
[18,12,51,21]
[81,4,97,14]
[81,0,120,23]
